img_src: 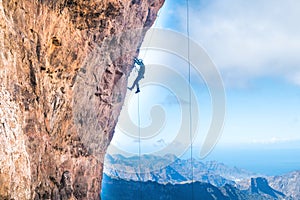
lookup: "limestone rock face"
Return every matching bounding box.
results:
[0,0,164,199]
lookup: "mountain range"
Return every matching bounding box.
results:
[101,175,289,200]
[102,154,299,200]
[104,154,255,186]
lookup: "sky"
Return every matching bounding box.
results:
[107,0,300,174]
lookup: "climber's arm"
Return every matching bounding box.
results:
[134,57,143,66]
[134,57,139,65]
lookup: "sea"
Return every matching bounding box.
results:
[202,147,300,176]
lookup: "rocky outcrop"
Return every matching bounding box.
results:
[268,171,300,200]
[250,177,285,199]
[0,0,164,199]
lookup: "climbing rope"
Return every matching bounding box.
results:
[186,0,194,199]
[134,2,194,198]
[137,93,142,200]
[135,8,162,200]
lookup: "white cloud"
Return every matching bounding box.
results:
[290,72,300,85]
[250,137,300,145]
[179,0,300,86]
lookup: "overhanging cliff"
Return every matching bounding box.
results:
[0,0,164,199]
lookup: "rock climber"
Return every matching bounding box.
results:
[128,57,145,94]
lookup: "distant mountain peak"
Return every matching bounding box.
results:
[104,154,254,187]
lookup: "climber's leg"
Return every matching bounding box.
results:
[135,82,140,93]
